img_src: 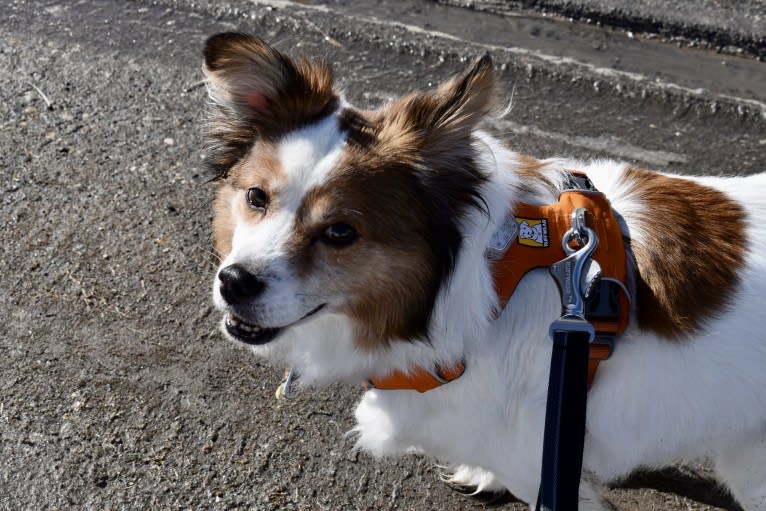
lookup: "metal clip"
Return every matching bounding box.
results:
[569,207,588,248]
[549,208,599,322]
[275,368,296,400]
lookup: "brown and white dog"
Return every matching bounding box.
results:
[204,33,766,510]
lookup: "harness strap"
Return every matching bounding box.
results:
[367,361,465,393]
[587,342,611,385]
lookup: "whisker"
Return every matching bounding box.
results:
[196,245,223,267]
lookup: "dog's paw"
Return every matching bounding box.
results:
[440,464,507,494]
[440,464,519,506]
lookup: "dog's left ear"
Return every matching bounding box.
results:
[428,54,497,137]
[380,55,496,152]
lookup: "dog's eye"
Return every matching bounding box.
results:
[321,223,357,247]
[246,187,269,210]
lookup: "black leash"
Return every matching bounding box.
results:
[536,207,599,511]
[536,323,591,511]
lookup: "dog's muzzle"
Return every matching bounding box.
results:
[217,264,325,345]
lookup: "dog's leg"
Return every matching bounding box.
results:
[577,472,617,511]
[713,428,766,511]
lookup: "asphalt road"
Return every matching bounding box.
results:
[437,0,766,59]
[1,0,763,510]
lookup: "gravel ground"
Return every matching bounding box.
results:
[0,0,762,509]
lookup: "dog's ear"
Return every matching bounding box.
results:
[203,33,338,177]
[427,54,496,136]
[204,32,337,131]
[380,55,496,152]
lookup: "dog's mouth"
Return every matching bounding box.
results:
[224,314,281,345]
[224,304,326,345]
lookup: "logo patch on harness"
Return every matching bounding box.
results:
[516,218,549,247]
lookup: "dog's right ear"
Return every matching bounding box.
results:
[204,32,337,132]
[203,33,337,177]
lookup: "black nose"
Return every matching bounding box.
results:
[218,264,264,304]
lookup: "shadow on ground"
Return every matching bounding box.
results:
[618,467,743,511]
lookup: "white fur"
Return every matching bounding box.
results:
[215,121,766,509]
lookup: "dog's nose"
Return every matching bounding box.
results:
[218,264,264,304]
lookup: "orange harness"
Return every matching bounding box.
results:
[368,176,631,393]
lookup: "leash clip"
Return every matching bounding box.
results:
[549,208,599,330]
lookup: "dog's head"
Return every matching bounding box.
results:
[205,33,496,353]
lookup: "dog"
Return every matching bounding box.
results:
[204,32,766,510]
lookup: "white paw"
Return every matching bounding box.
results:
[440,464,507,494]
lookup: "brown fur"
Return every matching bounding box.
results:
[212,183,236,258]
[286,168,443,348]
[204,33,338,179]
[316,58,495,349]
[513,154,559,199]
[377,55,496,157]
[621,167,748,338]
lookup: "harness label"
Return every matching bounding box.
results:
[516,218,549,247]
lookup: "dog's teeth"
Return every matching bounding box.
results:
[227,314,261,333]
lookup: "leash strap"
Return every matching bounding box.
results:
[536,325,591,511]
